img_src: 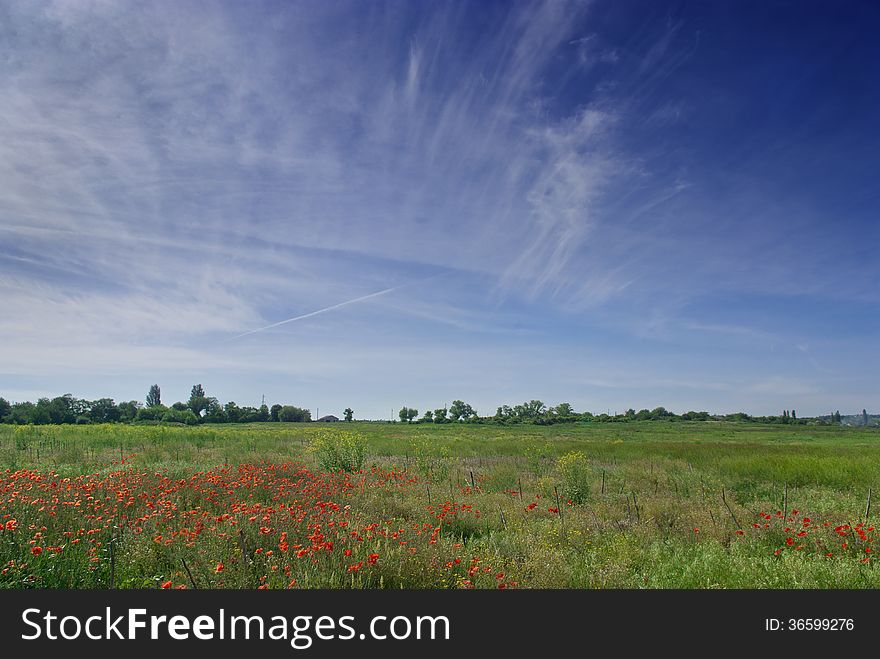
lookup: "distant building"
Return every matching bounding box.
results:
[317,415,340,423]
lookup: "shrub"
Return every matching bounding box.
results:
[556,451,593,504]
[136,406,167,422]
[161,409,199,426]
[278,406,312,422]
[310,430,367,472]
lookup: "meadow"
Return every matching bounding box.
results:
[0,421,877,589]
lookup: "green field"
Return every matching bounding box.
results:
[0,421,877,589]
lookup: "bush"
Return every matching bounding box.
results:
[310,430,367,472]
[136,406,167,422]
[556,451,593,504]
[278,406,312,422]
[161,409,199,425]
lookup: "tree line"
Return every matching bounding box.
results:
[0,385,313,426]
[0,387,870,427]
[397,401,854,426]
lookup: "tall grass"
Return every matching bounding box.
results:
[0,421,877,588]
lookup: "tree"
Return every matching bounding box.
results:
[146,385,161,408]
[420,410,433,423]
[162,408,199,425]
[344,407,354,422]
[270,404,283,422]
[135,405,167,422]
[117,401,141,423]
[278,406,311,422]
[512,400,546,422]
[7,401,37,424]
[0,397,12,422]
[202,398,226,423]
[650,406,671,419]
[204,397,221,414]
[239,406,261,423]
[43,394,85,424]
[833,410,841,424]
[89,398,120,424]
[449,400,476,422]
[258,404,270,422]
[399,407,418,423]
[224,401,241,423]
[188,384,208,417]
[863,409,870,426]
[433,407,448,423]
[791,409,797,421]
[171,402,189,411]
[550,403,577,423]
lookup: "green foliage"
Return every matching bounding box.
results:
[117,401,141,422]
[449,400,476,421]
[146,384,161,408]
[556,451,593,503]
[89,398,120,424]
[551,402,576,422]
[525,441,553,475]
[188,384,208,417]
[309,430,367,472]
[162,409,199,425]
[344,408,354,422]
[278,406,311,422]
[135,405,167,422]
[1,422,879,589]
[202,398,225,423]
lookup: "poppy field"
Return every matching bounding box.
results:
[0,421,878,589]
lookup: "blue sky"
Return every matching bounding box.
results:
[1,0,877,418]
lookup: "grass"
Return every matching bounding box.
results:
[0,420,877,589]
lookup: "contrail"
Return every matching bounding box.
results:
[231,285,402,339]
